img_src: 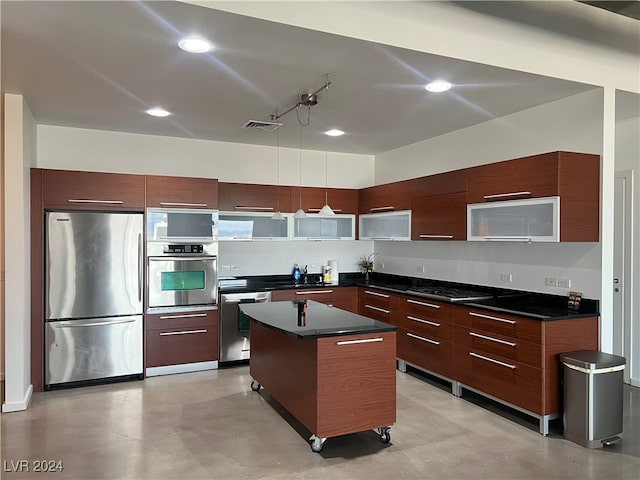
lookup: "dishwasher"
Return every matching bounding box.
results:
[219,290,272,365]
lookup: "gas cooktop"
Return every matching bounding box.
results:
[405,286,494,302]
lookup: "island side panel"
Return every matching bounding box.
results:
[316,331,397,439]
[249,320,318,432]
[542,316,599,416]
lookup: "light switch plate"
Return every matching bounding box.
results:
[545,277,558,287]
[558,278,571,288]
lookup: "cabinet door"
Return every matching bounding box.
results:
[219,182,291,212]
[359,210,411,240]
[411,192,467,240]
[291,187,358,214]
[466,153,558,203]
[331,287,358,313]
[146,175,218,209]
[410,169,467,197]
[358,180,412,214]
[292,214,355,240]
[42,169,145,210]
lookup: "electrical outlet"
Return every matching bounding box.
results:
[230,265,240,271]
[558,278,571,288]
[417,266,425,273]
[545,277,558,287]
[221,265,230,271]
[500,273,512,282]
[380,262,384,269]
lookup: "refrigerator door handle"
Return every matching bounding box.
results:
[138,233,143,303]
[51,318,137,328]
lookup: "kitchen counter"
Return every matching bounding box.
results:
[239,300,396,339]
[221,273,599,321]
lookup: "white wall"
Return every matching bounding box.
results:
[375,89,603,182]
[615,112,640,386]
[3,94,35,412]
[36,126,374,189]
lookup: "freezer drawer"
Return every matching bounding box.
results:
[45,315,143,386]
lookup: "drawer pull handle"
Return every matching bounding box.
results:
[68,199,123,205]
[296,290,333,295]
[407,315,440,327]
[365,304,390,314]
[419,234,454,239]
[469,332,516,347]
[370,206,395,212]
[407,332,440,345]
[336,337,383,346]
[483,191,532,200]
[407,299,441,309]
[469,312,516,325]
[159,202,208,207]
[234,206,274,211]
[159,329,208,336]
[483,236,532,241]
[159,313,208,320]
[364,290,390,298]
[470,352,516,369]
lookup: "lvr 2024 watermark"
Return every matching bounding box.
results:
[3,460,64,473]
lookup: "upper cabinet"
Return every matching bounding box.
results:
[467,151,600,242]
[410,170,467,241]
[146,175,218,209]
[358,180,413,214]
[290,187,358,214]
[359,210,412,241]
[219,182,291,213]
[42,169,145,211]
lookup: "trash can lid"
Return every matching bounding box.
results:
[560,350,626,370]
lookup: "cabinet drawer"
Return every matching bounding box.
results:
[397,328,453,378]
[404,296,453,324]
[400,314,453,341]
[43,169,145,210]
[146,309,217,331]
[454,307,541,343]
[454,326,541,367]
[454,345,542,414]
[271,288,335,304]
[146,325,219,367]
[359,288,391,309]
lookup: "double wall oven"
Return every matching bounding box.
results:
[146,208,218,312]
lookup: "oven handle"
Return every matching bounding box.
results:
[148,256,217,262]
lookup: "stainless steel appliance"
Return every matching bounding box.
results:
[45,211,144,387]
[219,290,271,364]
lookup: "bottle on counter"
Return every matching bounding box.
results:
[292,264,302,284]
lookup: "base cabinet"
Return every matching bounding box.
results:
[145,309,219,369]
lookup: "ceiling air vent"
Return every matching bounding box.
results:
[241,120,283,131]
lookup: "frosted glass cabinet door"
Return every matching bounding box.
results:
[467,196,560,242]
[293,214,355,240]
[218,212,290,240]
[359,210,411,240]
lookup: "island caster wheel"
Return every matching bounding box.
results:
[250,380,261,392]
[309,434,326,453]
[377,427,391,444]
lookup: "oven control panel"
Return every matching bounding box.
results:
[163,244,204,254]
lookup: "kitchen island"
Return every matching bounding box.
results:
[239,300,397,452]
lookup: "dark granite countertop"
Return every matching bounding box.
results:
[239,300,397,339]
[222,272,599,321]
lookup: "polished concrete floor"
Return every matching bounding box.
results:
[2,366,639,479]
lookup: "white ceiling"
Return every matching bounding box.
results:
[0,1,613,155]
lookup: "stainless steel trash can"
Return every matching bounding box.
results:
[560,350,625,448]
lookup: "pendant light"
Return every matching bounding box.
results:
[318,75,335,216]
[272,119,284,220]
[294,121,307,219]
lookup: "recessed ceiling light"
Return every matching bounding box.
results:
[425,80,452,93]
[178,37,213,53]
[146,107,170,117]
[325,129,345,137]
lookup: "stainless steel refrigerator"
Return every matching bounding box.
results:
[45,211,143,387]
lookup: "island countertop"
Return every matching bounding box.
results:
[239,300,397,339]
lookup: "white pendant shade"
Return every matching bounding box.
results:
[294,208,307,219]
[271,211,284,220]
[318,204,335,216]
